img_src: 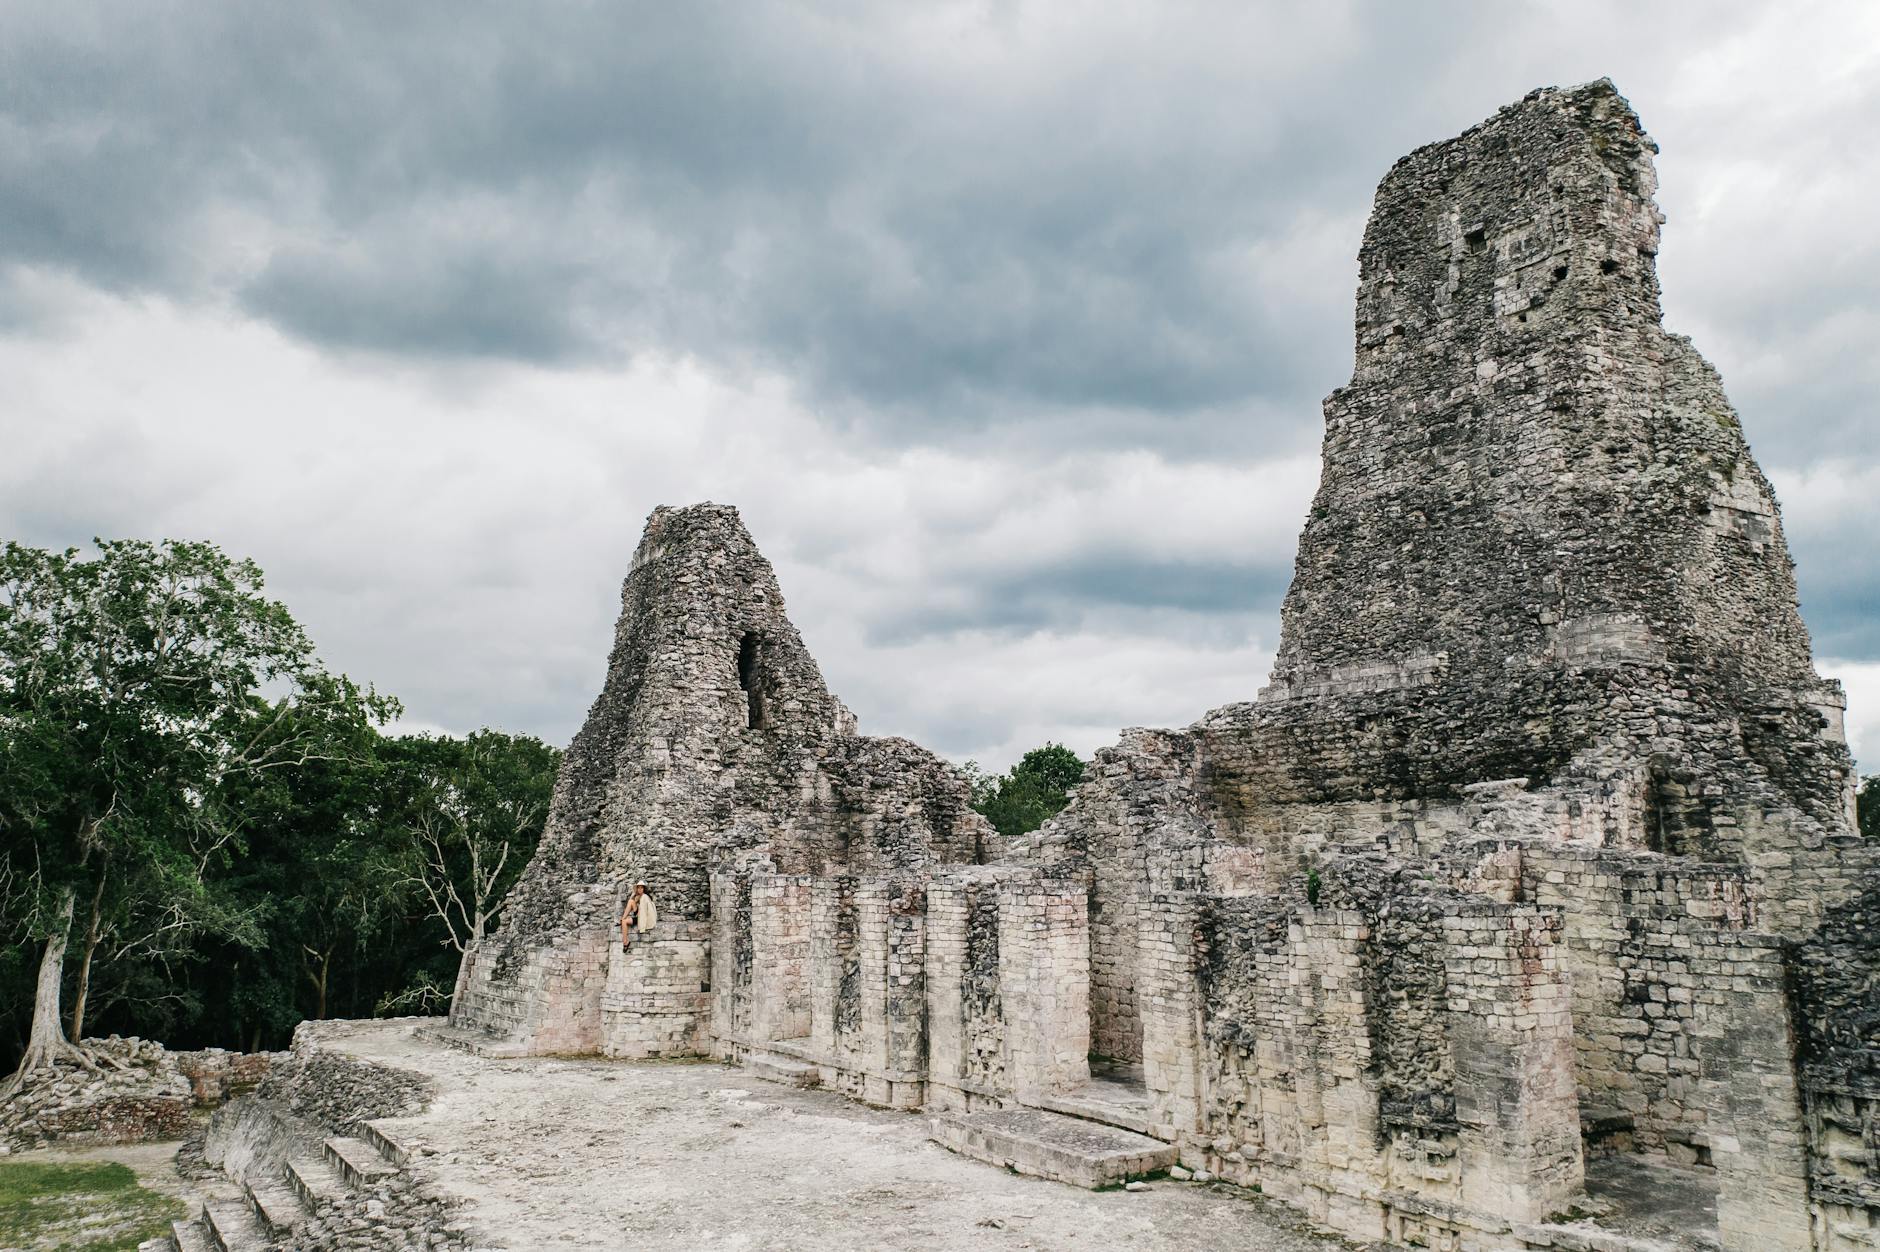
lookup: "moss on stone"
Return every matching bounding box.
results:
[0,1159,185,1251]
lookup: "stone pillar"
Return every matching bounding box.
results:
[924,878,970,1110]
[810,876,856,1060]
[1441,903,1582,1224]
[851,877,927,1108]
[1300,908,1385,1241]
[882,879,929,1106]
[1140,893,1205,1138]
[998,874,1089,1099]
[1699,933,1812,1252]
[707,868,748,1055]
[750,872,813,1043]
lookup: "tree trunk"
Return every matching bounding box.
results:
[28,890,74,1054]
[7,889,95,1090]
[309,947,331,1019]
[70,873,107,1042]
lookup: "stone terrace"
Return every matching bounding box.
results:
[316,1019,1367,1252]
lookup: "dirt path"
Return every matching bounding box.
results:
[325,1020,1366,1252]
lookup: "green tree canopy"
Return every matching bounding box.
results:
[0,539,394,1084]
[967,743,1086,840]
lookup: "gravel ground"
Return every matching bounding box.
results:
[326,1020,1370,1252]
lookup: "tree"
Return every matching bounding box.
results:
[0,540,393,1088]
[380,731,558,1008]
[1860,774,1879,842]
[968,743,1086,839]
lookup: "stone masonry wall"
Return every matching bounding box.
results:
[454,504,992,1055]
[1788,872,1880,1251]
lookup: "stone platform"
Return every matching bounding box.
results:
[928,1108,1177,1189]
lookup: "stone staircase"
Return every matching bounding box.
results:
[139,1119,416,1252]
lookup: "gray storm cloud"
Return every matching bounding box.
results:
[1,1,1875,769]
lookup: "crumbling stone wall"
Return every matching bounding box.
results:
[435,78,1875,1252]
[258,1025,432,1134]
[0,1036,269,1152]
[1019,80,1874,1252]
[1214,80,1854,848]
[453,504,993,1055]
[1789,873,1880,1252]
[1023,727,1215,1065]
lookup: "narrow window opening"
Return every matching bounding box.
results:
[737,632,767,729]
[1600,258,1620,275]
[1463,227,1487,253]
[1552,265,1569,281]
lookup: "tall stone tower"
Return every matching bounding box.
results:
[1205,79,1855,858]
[449,504,991,1055]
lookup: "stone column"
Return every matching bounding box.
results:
[999,873,1090,1099]
[880,878,929,1108]
[1699,933,1812,1252]
[1441,903,1583,1224]
[1139,893,1205,1139]
[924,878,970,1110]
[810,876,856,1061]
[707,868,747,1056]
[750,872,813,1044]
[1300,908,1385,1241]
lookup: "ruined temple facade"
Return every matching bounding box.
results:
[446,82,1879,1252]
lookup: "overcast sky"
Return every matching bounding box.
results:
[3,1,1876,773]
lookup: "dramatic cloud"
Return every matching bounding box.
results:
[1,2,1875,770]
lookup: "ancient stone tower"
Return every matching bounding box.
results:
[443,82,1879,1252]
[449,504,992,1056]
[1238,78,1854,850]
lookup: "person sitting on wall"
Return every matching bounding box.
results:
[620,881,657,952]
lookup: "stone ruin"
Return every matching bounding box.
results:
[437,81,1879,1252]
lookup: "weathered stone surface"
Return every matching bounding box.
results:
[1017,80,1875,1252]
[188,1018,478,1251]
[410,78,1875,1252]
[928,1107,1177,1188]
[451,503,994,1057]
[0,1036,265,1152]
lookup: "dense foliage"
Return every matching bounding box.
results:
[0,540,558,1071]
[967,743,1085,839]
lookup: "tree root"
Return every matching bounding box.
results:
[3,1037,102,1097]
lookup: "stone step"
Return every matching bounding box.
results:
[1029,1089,1156,1138]
[169,1217,214,1252]
[286,1153,347,1210]
[200,1196,268,1252]
[745,1050,822,1089]
[413,1020,528,1058]
[929,1107,1178,1190]
[323,1134,400,1187]
[361,1117,413,1165]
[241,1175,306,1235]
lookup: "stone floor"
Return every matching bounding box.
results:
[327,1020,1371,1251]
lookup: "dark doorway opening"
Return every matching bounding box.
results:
[738,633,766,729]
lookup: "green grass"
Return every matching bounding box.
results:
[0,1159,186,1252]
